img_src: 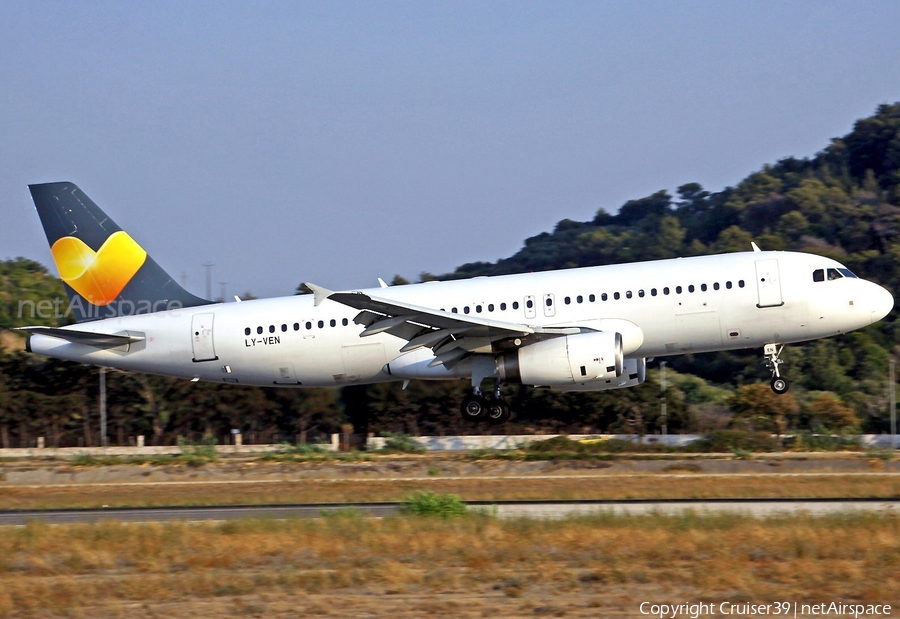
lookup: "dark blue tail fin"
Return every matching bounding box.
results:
[29,182,211,322]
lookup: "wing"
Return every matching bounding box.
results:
[305,283,578,368]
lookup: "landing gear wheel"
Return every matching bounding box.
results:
[764,344,789,395]
[771,376,789,394]
[486,399,511,425]
[460,393,489,422]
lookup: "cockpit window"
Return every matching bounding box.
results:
[814,267,856,282]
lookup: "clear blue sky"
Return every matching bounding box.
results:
[2,1,899,299]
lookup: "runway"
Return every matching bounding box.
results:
[1,498,897,525]
[5,471,900,489]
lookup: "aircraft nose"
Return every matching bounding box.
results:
[870,284,894,323]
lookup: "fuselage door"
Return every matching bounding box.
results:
[542,293,556,317]
[191,313,218,362]
[754,259,784,308]
[524,295,536,319]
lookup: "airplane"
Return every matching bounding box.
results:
[17,182,895,424]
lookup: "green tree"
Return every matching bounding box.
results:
[712,226,755,254]
[729,384,800,435]
[804,392,860,434]
[612,190,672,226]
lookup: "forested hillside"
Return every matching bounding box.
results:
[1,104,898,447]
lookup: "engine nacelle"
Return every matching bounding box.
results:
[498,331,623,386]
[548,357,646,392]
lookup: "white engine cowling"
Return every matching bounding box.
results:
[498,331,623,386]
[549,357,646,392]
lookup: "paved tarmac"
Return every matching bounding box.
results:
[1,498,897,525]
[5,470,900,489]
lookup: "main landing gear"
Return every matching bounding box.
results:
[460,383,511,425]
[460,358,511,424]
[765,343,789,394]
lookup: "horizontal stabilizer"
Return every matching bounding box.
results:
[17,326,144,349]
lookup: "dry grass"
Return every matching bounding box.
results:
[0,512,898,617]
[1,474,898,510]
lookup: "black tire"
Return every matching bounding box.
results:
[486,399,511,425]
[771,376,789,394]
[460,393,489,422]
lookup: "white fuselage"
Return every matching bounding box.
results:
[27,251,894,389]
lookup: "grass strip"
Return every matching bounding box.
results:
[0,511,897,616]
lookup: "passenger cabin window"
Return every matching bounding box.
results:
[676,286,682,294]
[257,327,263,334]
[269,325,275,333]
[476,305,482,313]
[244,328,251,336]
[589,294,595,302]
[663,287,670,295]
[488,303,494,312]
[281,324,288,332]
[625,291,632,299]
[577,295,583,303]
[318,320,324,329]
[512,301,519,310]
[564,296,571,305]
[342,318,349,326]
[713,282,720,290]
[700,284,707,292]
[306,321,312,330]
[688,285,695,293]
[739,280,745,288]
[614,292,620,300]
[293,323,300,331]
[601,293,608,301]
[651,289,657,296]
[638,290,644,298]
[726,281,733,289]
[500,302,507,310]
[526,300,533,309]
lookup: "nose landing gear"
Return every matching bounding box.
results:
[765,343,789,394]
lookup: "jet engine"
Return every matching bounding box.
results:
[498,331,623,386]
[548,357,646,392]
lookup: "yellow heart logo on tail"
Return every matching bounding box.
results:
[51,231,148,306]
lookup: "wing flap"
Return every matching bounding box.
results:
[326,290,581,362]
